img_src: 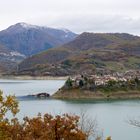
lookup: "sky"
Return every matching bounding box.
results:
[1,0,140,34]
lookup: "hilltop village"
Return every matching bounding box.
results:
[64,70,140,89]
[53,70,140,99]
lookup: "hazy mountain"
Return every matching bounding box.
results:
[0,22,77,56]
[0,22,77,74]
[18,32,140,76]
[0,44,25,73]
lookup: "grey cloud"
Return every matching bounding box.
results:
[0,0,140,35]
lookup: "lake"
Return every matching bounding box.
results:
[0,79,140,140]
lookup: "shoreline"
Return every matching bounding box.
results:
[52,89,140,100]
[0,75,68,80]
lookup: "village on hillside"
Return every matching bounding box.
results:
[63,70,140,92]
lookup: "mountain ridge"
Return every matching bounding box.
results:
[0,22,77,56]
[0,22,77,73]
[18,32,140,76]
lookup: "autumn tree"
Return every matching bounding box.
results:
[0,91,109,140]
[106,136,112,140]
[0,90,19,139]
[0,91,87,140]
[0,90,19,121]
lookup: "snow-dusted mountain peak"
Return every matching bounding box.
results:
[18,22,39,29]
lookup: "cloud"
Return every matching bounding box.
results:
[0,0,140,35]
[34,13,140,35]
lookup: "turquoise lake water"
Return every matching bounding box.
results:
[0,79,140,140]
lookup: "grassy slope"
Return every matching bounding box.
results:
[18,33,140,76]
[53,89,140,100]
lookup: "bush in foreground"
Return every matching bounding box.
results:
[0,91,110,140]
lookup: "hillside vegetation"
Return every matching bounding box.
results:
[18,33,140,76]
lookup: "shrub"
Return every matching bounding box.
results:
[79,80,84,88]
[65,77,73,89]
[0,91,108,140]
[0,91,87,140]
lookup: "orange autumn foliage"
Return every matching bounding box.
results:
[0,91,87,140]
[1,113,87,140]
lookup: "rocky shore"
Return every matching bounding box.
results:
[0,75,68,80]
[52,73,140,100]
[52,89,140,100]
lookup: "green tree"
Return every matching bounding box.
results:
[65,77,73,88]
[79,80,84,88]
[134,77,140,86]
[108,80,117,87]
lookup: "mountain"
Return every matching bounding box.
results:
[0,22,77,74]
[18,32,140,76]
[0,22,77,56]
[0,44,25,74]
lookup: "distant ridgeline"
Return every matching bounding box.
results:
[53,70,140,100]
[0,22,77,74]
[18,33,140,76]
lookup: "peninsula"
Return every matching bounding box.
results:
[53,70,140,100]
